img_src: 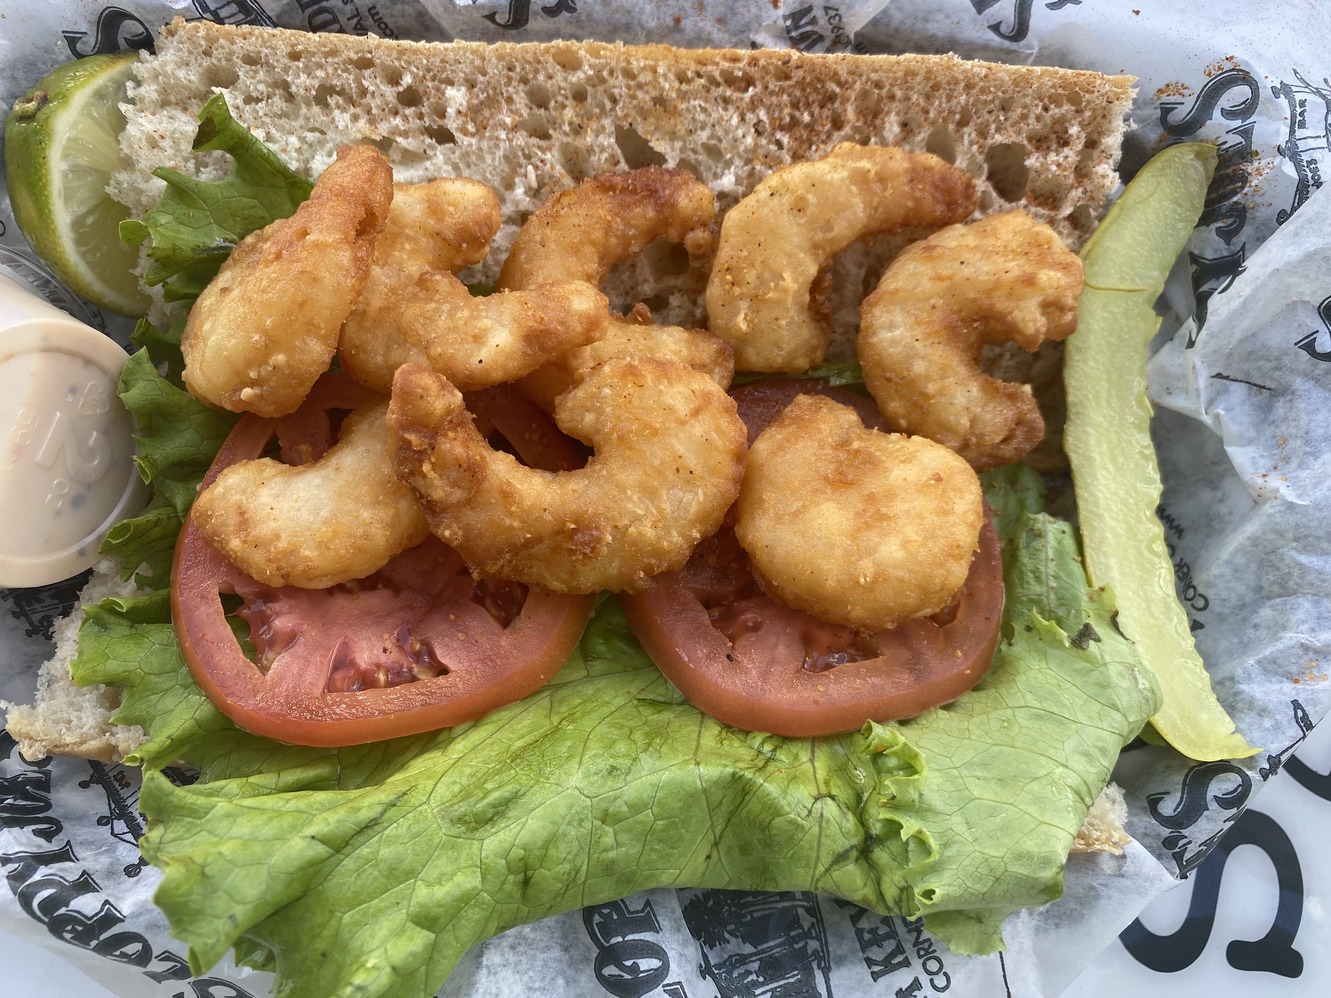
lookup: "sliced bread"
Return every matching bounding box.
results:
[111,18,1132,339]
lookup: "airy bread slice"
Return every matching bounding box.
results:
[3,560,147,763]
[112,18,1131,340]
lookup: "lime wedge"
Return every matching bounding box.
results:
[1065,142,1258,762]
[5,51,150,317]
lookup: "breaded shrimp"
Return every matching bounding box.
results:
[387,358,747,595]
[517,302,735,410]
[182,144,393,417]
[498,166,715,290]
[374,178,501,274]
[499,167,728,405]
[339,177,504,388]
[706,143,978,373]
[339,272,611,393]
[191,403,430,589]
[857,210,1084,470]
[735,394,984,632]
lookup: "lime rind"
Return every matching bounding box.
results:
[5,51,150,317]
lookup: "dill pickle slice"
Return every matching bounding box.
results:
[1064,142,1258,762]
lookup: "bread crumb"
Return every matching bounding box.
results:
[3,560,148,764]
[1071,782,1131,855]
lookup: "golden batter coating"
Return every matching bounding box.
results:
[857,210,1083,470]
[374,177,501,274]
[498,165,715,290]
[706,143,978,373]
[500,166,726,408]
[190,403,429,589]
[735,394,984,632]
[339,176,509,390]
[387,357,747,595]
[181,144,392,417]
[517,303,735,411]
[340,271,611,394]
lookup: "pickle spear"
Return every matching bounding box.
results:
[1064,142,1257,762]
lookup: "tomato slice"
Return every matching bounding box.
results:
[728,377,891,441]
[171,374,594,747]
[619,379,1005,738]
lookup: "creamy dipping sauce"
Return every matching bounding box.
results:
[0,274,147,588]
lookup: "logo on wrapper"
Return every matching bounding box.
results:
[1156,66,1262,343]
[582,896,685,998]
[1270,70,1330,224]
[483,0,580,31]
[1144,701,1314,880]
[832,902,962,996]
[1294,294,1331,362]
[678,890,833,998]
[78,762,154,878]
[60,1,278,58]
[781,6,855,53]
[189,0,277,27]
[967,0,1085,44]
[1122,809,1306,978]
[0,734,258,994]
[1147,760,1253,880]
[61,5,156,58]
[2,572,85,639]
[1124,702,1316,979]
[1173,63,1329,347]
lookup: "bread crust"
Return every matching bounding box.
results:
[112,18,1132,340]
[3,560,146,763]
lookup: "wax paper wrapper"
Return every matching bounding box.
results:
[1,1,1329,997]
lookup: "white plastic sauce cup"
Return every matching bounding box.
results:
[0,273,148,588]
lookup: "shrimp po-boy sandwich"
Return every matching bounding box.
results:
[3,17,1251,998]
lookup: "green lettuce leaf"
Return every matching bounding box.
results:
[130,313,188,386]
[731,358,866,388]
[119,93,314,303]
[99,349,237,586]
[72,388,1157,994]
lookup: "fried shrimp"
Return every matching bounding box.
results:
[338,177,607,393]
[706,143,978,373]
[387,357,748,595]
[182,144,393,417]
[517,302,735,410]
[857,210,1084,470]
[498,167,726,408]
[340,272,611,394]
[339,177,502,385]
[191,403,430,589]
[498,166,715,290]
[373,178,501,274]
[735,394,984,632]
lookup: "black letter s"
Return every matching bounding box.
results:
[1121,810,1304,978]
[1159,69,1261,138]
[62,6,155,58]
